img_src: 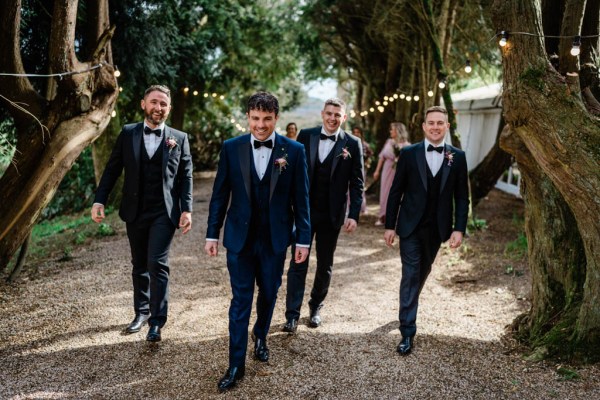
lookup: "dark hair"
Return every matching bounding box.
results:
[286,122,297,130]
[247,91,279,116]
[324,97,346,112]
[352,126,363,134]
[425,106,448,118]
[144,85,171,99]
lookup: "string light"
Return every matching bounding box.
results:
[183,87,190,93]
[0,63,105,77]
[438,78,446,89]
[464,59,472,73]
[571,36,581,56]
[499,31,509,47]
[428,90,434,97]
[193,90,199,96]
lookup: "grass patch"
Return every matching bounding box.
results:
[505,232,528,259]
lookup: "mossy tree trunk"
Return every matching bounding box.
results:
[492,0,600,360]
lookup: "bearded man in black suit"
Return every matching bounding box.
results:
[91,85,193,342]
[283,98,364,332]
[384,106,469,355]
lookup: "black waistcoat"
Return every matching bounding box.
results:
[310,148,335,222]
[419,163,442,228]
[246,150,274,250]
[139,138,165,214]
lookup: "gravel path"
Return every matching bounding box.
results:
[1,174,599,399]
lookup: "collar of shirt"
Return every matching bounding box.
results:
[320,127,340,140]
[250,132,276,147]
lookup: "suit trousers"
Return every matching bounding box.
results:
[126,210,176,328]
[285,218,341,320]
[398,222,442,337]
[226,240,286,368]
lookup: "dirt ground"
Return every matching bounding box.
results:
[1,174,599,399]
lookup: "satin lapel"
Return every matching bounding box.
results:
[162,127,170,179]
[330,130,347,179]
[309,132,319,181]
[440,145,450,192]
[269,134,284,202]
[416,142,427,191]
[238,137,251,201]
[132,123,143,168]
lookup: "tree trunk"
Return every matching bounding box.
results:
[492,0,600,360]
[469,123,512,207]
[170,87,188,131]
[0,0,117,271]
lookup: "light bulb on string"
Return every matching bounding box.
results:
[499,31,509,47]
[111,110,116,117]
[571,36,581,56]
[464,59,472,73]
[193,90,198,96]
[406,96,412,102]
[438,79,446,89]
[383,101,388,106]
[119,87,123,92]
[413,95,420,102]
[400,94,405,99]
[375,101,380,105]
[183,87,190,94]
[427,90,434,97]
[204,93,209,97]
[369,107,375,112]
[393,94,399,99]
[113,65,121,78]
[377,106,384,113]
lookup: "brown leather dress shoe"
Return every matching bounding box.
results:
[218,366,245,392]
[125,314,150,334]
[396,336,414,355]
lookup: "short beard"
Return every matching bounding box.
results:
[145,110,165,126]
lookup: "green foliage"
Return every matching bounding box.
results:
[468,217,488,231]
[0,113,17,177]
[42,147,96,220]
[556,366,580,381]
[519,66,546,92]
[97,223,116,237]
[505,232,528,259]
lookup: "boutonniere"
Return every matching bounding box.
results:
[274,148,288,174]
[337,146,351,160]
[165,136,178,153]
[445,150,455,166]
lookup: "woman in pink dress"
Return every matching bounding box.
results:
[373,122,410,226]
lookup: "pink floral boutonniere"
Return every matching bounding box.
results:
[274,148,288,174]
[165,136,178,153]
[445,150,455,167]
[337,146,352,160]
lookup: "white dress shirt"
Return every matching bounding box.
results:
[251,132,276,179]
[318,127,340,162]
[424,138,445,177]
[143,123,165,158]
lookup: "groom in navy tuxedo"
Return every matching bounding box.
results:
[384,106,469,355]
[205,92,310,392]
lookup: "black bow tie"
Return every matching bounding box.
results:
[427,144,444,153]
[144,126,161,137]
[320,133,336,142]
[253,139,273,149]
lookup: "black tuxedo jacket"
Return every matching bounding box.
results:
[94,122,193,227]
[384,141,468,241]
[297,127,364,229]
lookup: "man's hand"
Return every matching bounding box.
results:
[384,229,396,247]
[448,231,464,249]
[295,247,309,263]
[91,204,105,223]
[344,218,357,233]
[179,212,192,234]
[205,241,218,257]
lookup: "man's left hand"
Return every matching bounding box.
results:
[179,212,192,234]
[344,218,357,233]
[448,231,463,249]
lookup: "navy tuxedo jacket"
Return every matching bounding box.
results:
[384,141,469,242]
[297,127,364,229]
[206,133,311,254]
[94,122,193,227]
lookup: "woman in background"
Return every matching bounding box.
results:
[373,122,410,226]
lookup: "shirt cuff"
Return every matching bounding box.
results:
[296,243,309,248]
[206,238,218,242]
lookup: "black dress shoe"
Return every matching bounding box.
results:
[125,314,150,334]
[309,309,321,328]
[282,318,298,333]
[397,336,414,355]
[146,325,161,342]
[218,366,245,392]
[253,337,270,362]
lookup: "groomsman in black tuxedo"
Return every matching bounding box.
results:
[283,98,364,333]
[205,92,310,392]
[384,106,469,355]
[91,85,193,342]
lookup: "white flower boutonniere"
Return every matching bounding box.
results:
[445,150,455,167]
[165,136,178,153]
[337,146,351,160]
[274,148,288,174]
